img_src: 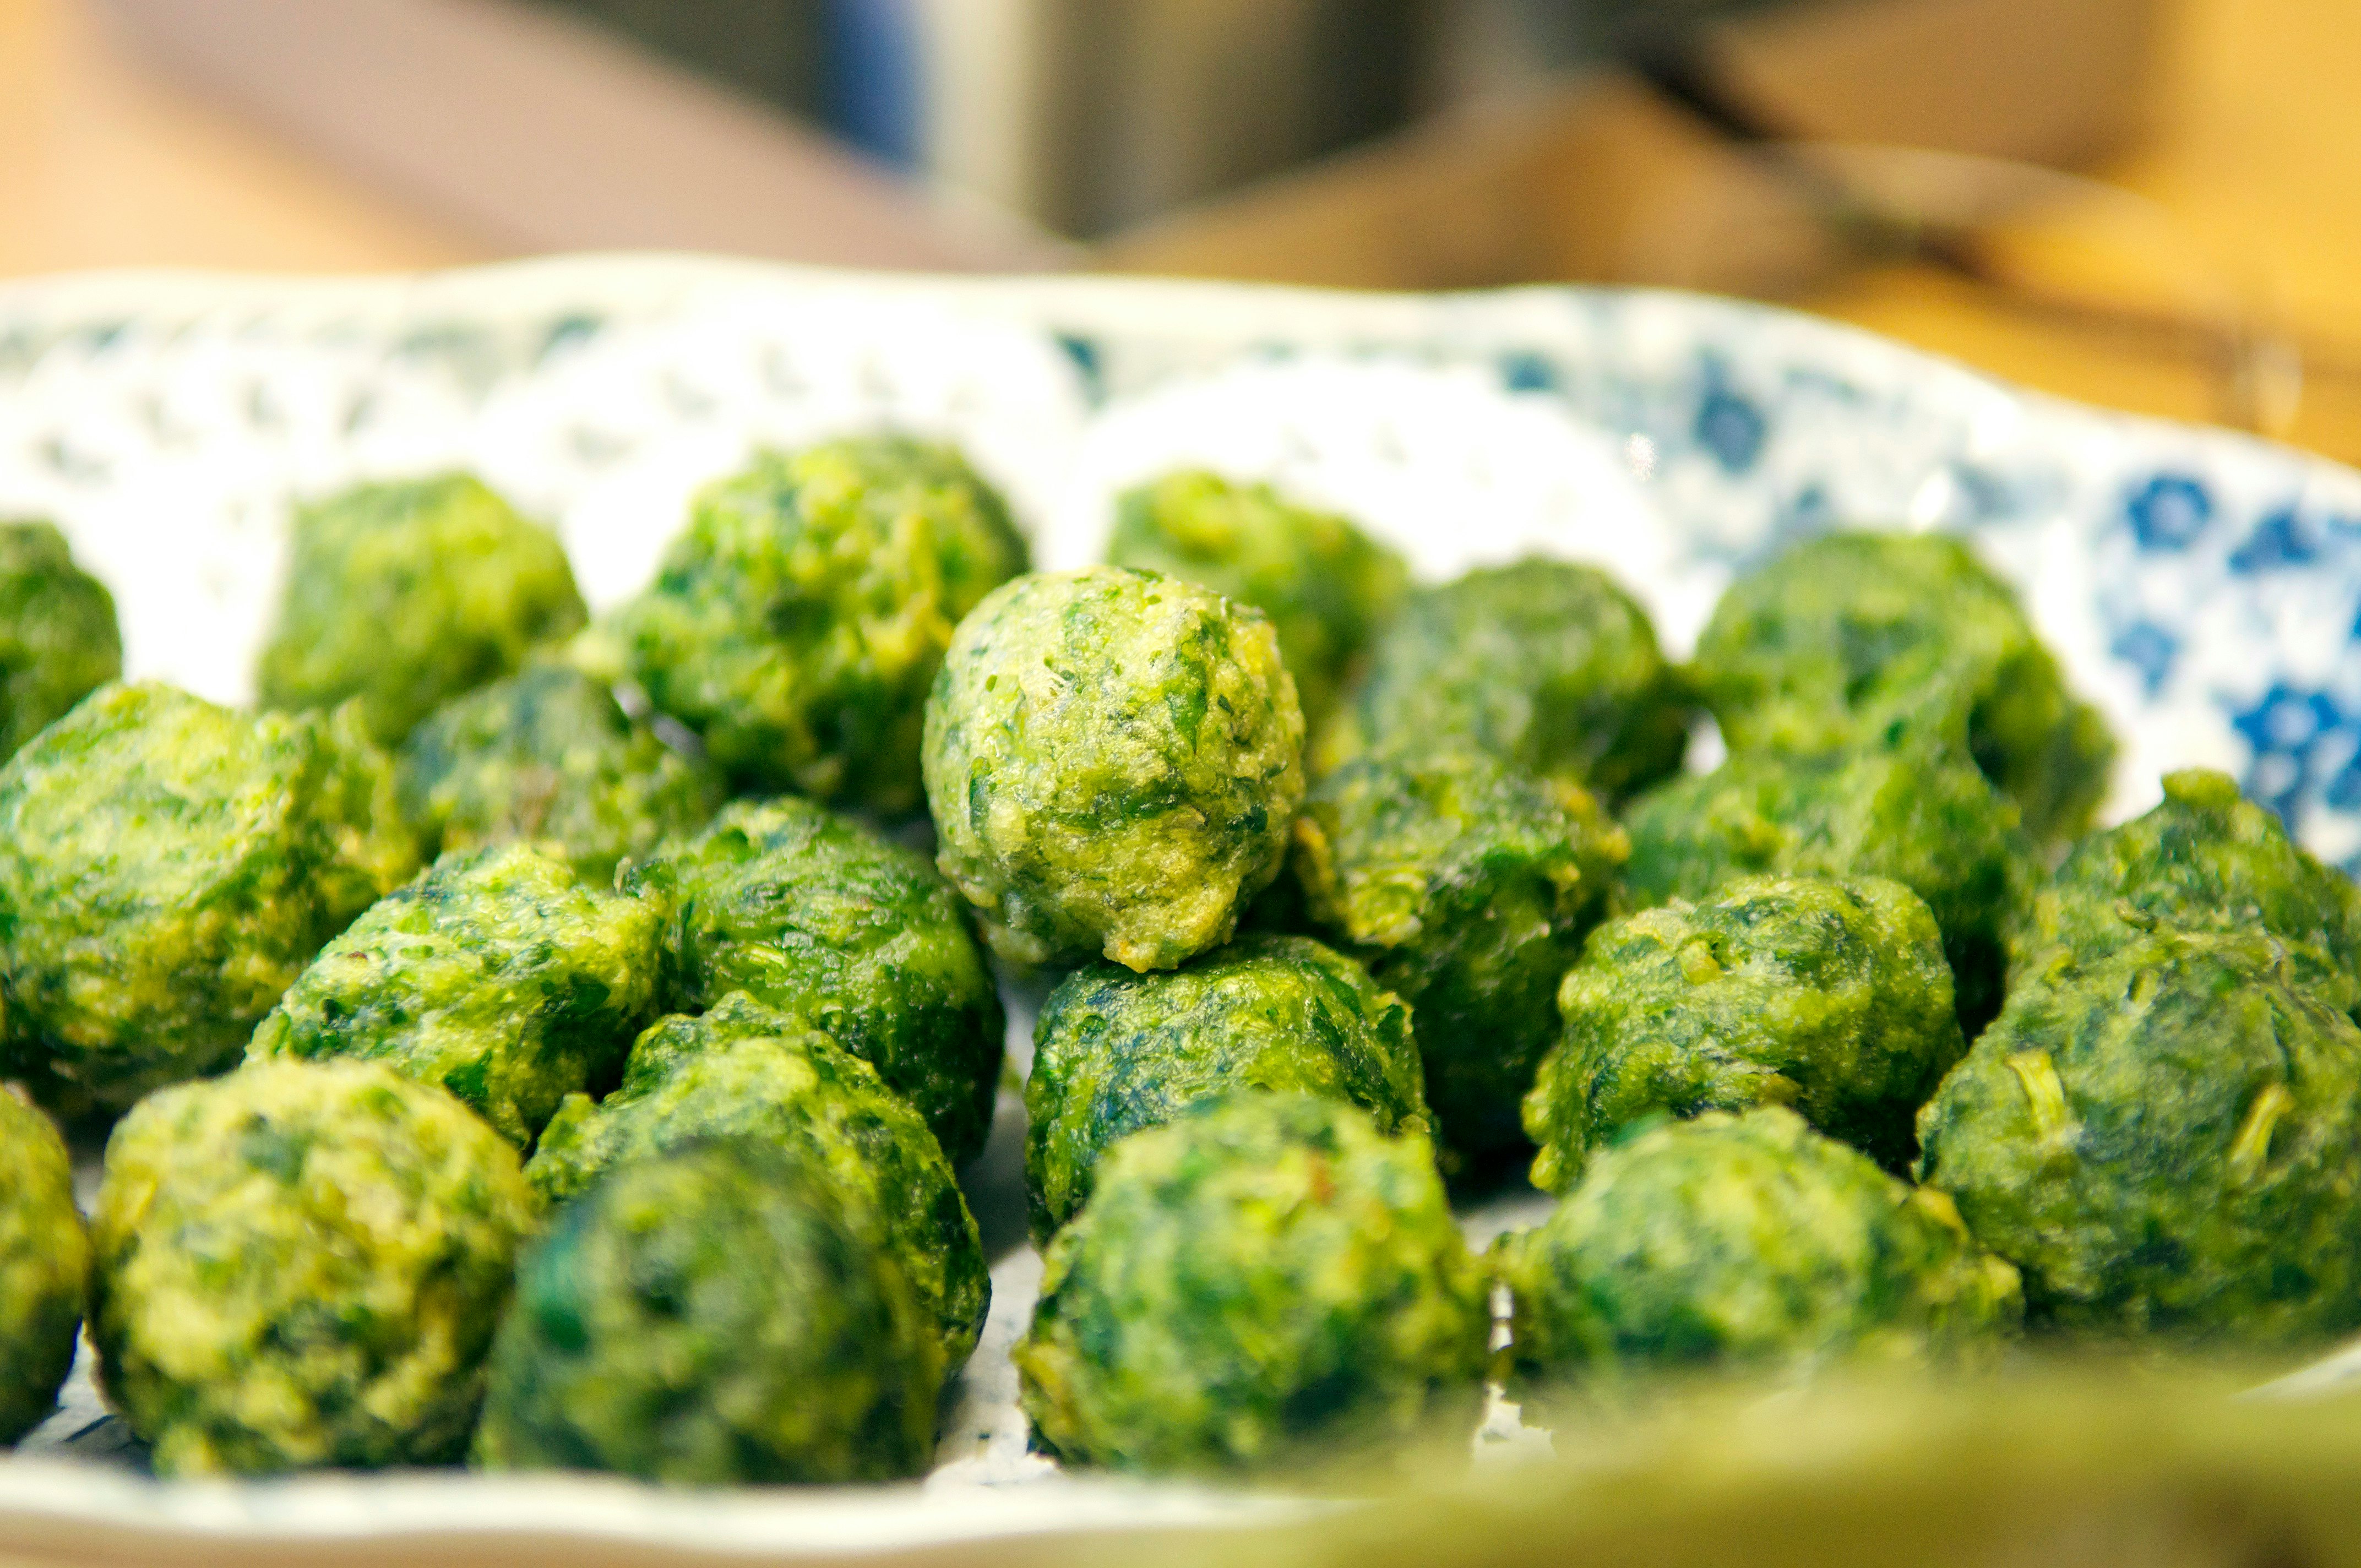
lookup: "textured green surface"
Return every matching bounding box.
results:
[1502,1108,2020,1424]
[1312,559,1687,804]
[248,843,661,1147]
[526,993,988,1368]
[0,521,120,761]
[1917,931,2361,1344]
[1106,471,1405,731]
[1293,750,1628,1157]
[258,475,586,746]
[922,566,1305,971]
[1692,532,2114,842]
[0,683,420,1115]
[622,796,1003,1165]
[1526,875,1963,1188]
[475,1141,938,1485]
[616,437,1027,811]
[398,664,721,885]
[90,1060,536,1476]
[1025,934,1429,1242]
[1017,1093,1489,1477]
[0,1090,87,1444]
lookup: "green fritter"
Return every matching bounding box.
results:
[247,843,661,1147]
[398,663,721,885]
[258,474,587,745]
[527,993,988,1368]
[90,1059,537,1476]
[475,1140,938,1485]
[1106,470,1406,730]
[0,520,121,761]
[1692,531,2114,842]
[0,682,421,1116]
[922,565,1305,972]
[1501,1108,2020,1423]
[1526,875,1963,1187]
[622,796,1003,1166]
[0,1089,88,1443]
[1292,750,1628,1158]
[1018,1093,1489,1476]
[1025,934,1429,1242]
[616,437,1028,811]
[1916,930,2361,1344]
[1312,558,1688,804]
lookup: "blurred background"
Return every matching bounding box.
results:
[1,0,2355,459]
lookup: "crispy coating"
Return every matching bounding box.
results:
[0,683,420,1115]
[616,437,1028,811]
[247,843,661,1147]
[90,1060,537,1475]
[526,993,988,1369]
[1917,931,2361,1344]
[922,566,1305,971]
[1526,875,1963,1187]
[1106,471,1405,730]
[0,1090,88,1442]
[1292,750,1628,1157]
[258,475,586,745]
[1018,1093,1489,1476]
[1025,934,1430,1242]
[622,797,1003,1165]
[475,1141,938,1485]
[0,521,121,760]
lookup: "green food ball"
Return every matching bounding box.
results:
[1692,531,2114,842]
[1106,471,1406,731]
[397,664,722,885]
[1312,558,1687,804]
[247,843,661,1147]
[1292,750,1629,1158]
[622,796,1003,1166]
[1502,1108,2020,1421]
[527,993,988,1368]
[923,565,1305,972]
[475,1140,938,1485]
[617,437,1029,812]
[1016,1093,1489,1477]
[1916,931,2361,1344]
[1525,875,1964,1188]
[1025,933,1430,1242]
[258,475,587,746]
[0,683,421,1116]
[0,1090,88,1443]
[90,1059,537,1475]
[0,520,121,761]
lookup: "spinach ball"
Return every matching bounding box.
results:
[90,1060,537,1475]
[1501,1108,2020,1423]
[1917,931,2361,1345]
[0,1089,88,1443]
[258,475,587,745]
[1313,558,1687,804]
[923,566,1305,972]
[623,796,1003,1165]
[398,664,721,884]
[1016,1093,1489,1477]
[527,993,988,1368]
[1526,875,1963,1186]
[0,683,420,1116]
[1693,531,2114,841]
[617,437,1028,811]
[1292,750,1629,1158]
[247,843,662,1147]
[1026,934,1429,1242]
[475,1141,939,1485]
[1106,471,1406,730]
[0,520,120,761]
